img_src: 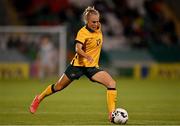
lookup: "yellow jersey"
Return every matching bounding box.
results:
[71,25,103,67]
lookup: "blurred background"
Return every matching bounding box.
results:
[0,0,180,80]
[0,0,180,125]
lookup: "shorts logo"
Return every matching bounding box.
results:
[96,39,101,46]
[71,73,76,77]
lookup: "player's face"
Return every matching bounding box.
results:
[87,14,100,31]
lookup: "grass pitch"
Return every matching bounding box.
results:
[0,77,180,125]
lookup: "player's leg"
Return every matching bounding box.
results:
[38,74,72,101]
[91,70,117,121]
[30,65,83,114]
[29,74,72,114]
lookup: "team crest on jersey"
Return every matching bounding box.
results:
[96,39,101,46]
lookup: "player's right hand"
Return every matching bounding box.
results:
[86,55,94,63]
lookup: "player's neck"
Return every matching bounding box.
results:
[85,25,95,33]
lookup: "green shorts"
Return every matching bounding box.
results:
[64,65,103,81]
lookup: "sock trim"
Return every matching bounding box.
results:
[107,88,116,90]
[51,84,56,93]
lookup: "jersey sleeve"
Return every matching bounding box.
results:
[75,30,86,44]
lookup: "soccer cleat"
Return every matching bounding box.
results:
[29,95,40,114]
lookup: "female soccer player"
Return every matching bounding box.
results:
[29,6,117,122]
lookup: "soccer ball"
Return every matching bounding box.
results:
[111,108,128,124]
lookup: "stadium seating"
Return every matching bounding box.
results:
[0,0,179,77]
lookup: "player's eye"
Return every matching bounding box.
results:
[92,21,99,24]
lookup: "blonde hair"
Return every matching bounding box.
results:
[83,6,100,24]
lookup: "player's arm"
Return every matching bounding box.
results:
[75,41,93,63]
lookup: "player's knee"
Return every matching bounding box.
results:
[108,79,116,88]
